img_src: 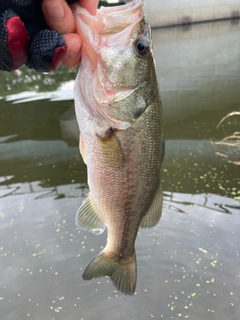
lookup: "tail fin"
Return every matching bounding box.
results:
[82,249,137,295]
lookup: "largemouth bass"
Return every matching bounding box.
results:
[73,0,164,295]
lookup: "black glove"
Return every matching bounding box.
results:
[0,0,78,72]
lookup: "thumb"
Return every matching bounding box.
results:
[42,0,76,33]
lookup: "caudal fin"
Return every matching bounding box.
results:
[82,250,137,295]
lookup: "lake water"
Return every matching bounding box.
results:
[0,19,239,320]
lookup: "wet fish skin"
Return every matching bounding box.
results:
[73,0,164,295]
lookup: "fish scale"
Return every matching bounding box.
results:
[73,0,164,295]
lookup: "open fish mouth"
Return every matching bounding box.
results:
[73,0,148,130]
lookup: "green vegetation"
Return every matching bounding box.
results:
[0,65,77,97]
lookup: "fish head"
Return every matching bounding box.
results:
[99,18,152,87]
[73,0,158,129]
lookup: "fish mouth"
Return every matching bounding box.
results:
[73,0,144,53]
[96,0,144,35]
[73,0,143,28]
[73,0,147,130]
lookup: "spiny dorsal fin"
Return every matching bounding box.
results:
[140,184,163,229]
[75,194,105,235]
[82,249,137,295]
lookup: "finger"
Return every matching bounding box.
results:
[80,0,99,15]
[26,30,67,72]
[42,0,76,34]
[62,33,81,68]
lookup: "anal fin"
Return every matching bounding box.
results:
[140,184,163,229]
[75,194,105,235]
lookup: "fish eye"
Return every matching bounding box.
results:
[134,37,149,57]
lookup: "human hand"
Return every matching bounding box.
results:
[42,0,99,69]
[0,0,99,72]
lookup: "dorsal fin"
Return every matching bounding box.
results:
[140,184,163,228]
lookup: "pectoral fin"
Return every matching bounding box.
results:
[79,133,87,164]
[75,194,105,235]
[140,184,163,229]
[96,129,125,170]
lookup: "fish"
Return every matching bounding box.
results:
[72,0,164,295]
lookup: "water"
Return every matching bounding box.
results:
[0,20,240,320]
[144,0,240,27]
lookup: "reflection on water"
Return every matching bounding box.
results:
[0,19,240,320]
[0,188,239,319]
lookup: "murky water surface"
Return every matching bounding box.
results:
[0,20,239,320]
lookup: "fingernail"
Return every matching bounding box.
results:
[46,3,65,22]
